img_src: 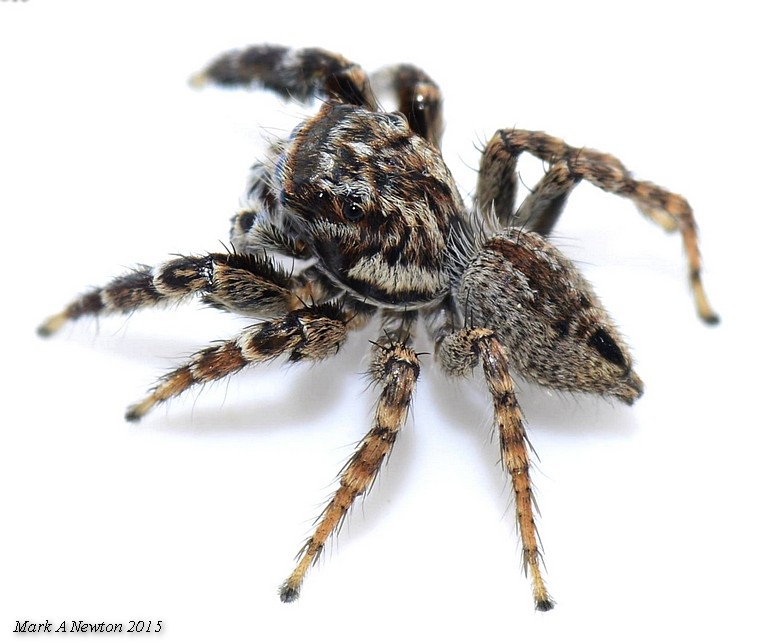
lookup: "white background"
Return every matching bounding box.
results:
[1,1,757,642]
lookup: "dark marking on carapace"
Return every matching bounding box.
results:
[588,328,627,368]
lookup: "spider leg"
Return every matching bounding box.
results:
[279,339,420,602]
[475,134,518,228]
[512,161,580,237]
[37,252,318,337]
[477,129,719,324]
[371,64,443,147]
[191,44,376,109]
[125,303,349,421]
[436,327,554,611]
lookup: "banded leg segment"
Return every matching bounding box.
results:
[37,253,306,336]
[477,128,719,324]
[126,304,349,421]
[279,341,420,602]
[475,131,518,227]
[372,64,443,147]
[191,44,376,109]
[438,328,554,611]
[513,161,580,237]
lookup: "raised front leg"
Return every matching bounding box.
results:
[191,44,376,109]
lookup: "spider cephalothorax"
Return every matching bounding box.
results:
[39,44,718,611]
[278,102,465,306]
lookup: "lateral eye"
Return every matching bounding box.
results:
[342,200,364,222]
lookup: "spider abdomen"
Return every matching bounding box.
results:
[457,230,643,403]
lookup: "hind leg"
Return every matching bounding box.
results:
[476,128,719,324]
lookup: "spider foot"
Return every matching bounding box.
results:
[693,276,720,325]
[124,368,194,423]
[535,597,555,612]
[188,71,208,88]
[278,581,301,604]
[124,400,154,423]
[529,569,555,612]
[701,311,720,326]
[691,284,720,326]
[37,291,104,337]
[37,312,68,337]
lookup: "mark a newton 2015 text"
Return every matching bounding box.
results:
[14,620,162,634]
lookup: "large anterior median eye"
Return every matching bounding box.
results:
[342,200,364,222]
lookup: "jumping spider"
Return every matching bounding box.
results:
[38,45,719,610]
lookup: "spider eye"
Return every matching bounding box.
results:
[342,201,364,222]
